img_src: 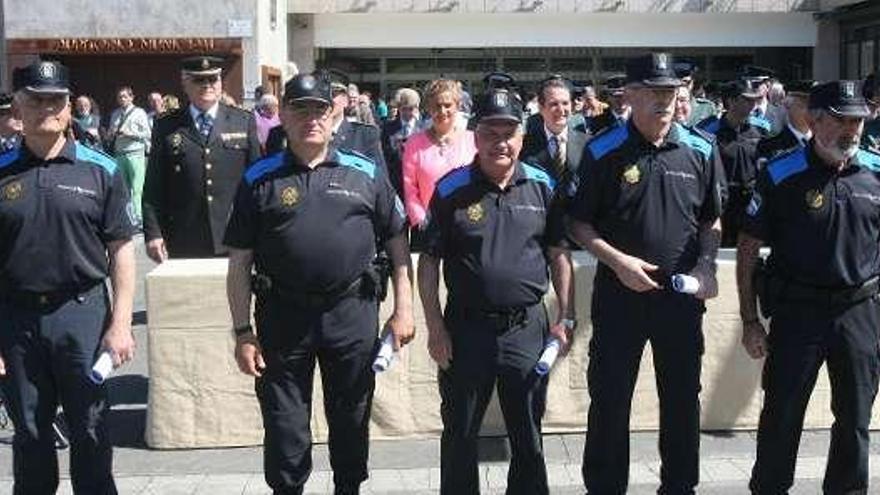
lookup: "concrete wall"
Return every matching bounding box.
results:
[813,17,841,80]
[290,13,316,73]
[252,0,291,99]
[310,13,817,48]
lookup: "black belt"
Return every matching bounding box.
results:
[0,283,101,310]
[775,276,880,307]
[254,273,366,309]
[459,304,533,332]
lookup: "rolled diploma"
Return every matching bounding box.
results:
[535,338,561,376]
[372,332,396,373]
[671,274,700,294]
[89,351,114,385]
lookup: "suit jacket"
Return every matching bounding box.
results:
[380,118,411,197]
[756,125,803,162]
[520,124,589,185]
[143,103,260,257]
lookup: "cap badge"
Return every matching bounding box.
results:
[466,202,484,223]
[843,81,855,99]
[38,62,55,80]
[493,92,508,109]
[622,164,641,185]
[2,181,22,202]
[201,58,210,70]
[281,186,300,207]
[805,189,824,210]
[656,54,668,71]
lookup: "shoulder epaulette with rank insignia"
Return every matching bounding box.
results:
[748,115,772,133]
[0,147,20,172]
[436,166,472,199]
[336,148,376,179]
[244,152,285,185]
[75,141,118,174]
[856,147,880,172]
[587,124,629,160]
[673,123,714,159]
[520,161,556,190]
[766,147,807,185]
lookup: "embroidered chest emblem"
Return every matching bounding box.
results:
[805,189,824,210]
[622,164,641,185]
[280,186,300,207]
[2,181,22,201]
[466,203,484,223]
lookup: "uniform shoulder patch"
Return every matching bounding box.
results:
[674,123,714,159]
[857,147,880,172]
[0,147,20,171]
[336,148,376,179]
[767,147,807,185]
[520,161,556,190]
[587,124,629,160]
[697,116,721,135]
[436,166,472,199]
[75,142,117,174]
[244,152,286,185]
[748,115,772,133]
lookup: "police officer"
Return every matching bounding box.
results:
[0,60,137,493]
[224,73,414,495]
[698,79,770,246]
[142,55,260,261]
[756,80,816,162]
[587,75,630,135]
[265,70,387,173]
[418,88,574,495]
[861,73,880,151]
[568,53,726,494]
[0,93,22,151]
[737,81,880,495]
[673,61,717,126]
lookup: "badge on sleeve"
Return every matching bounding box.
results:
[622,164,641,185]
[466,202,484,223]
[2,181,22,201]
[281,186,300,207]
[746,192,762,217]
[805,189,824,210]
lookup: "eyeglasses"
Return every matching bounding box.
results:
[288,103,332,120]
[18,93,69,111]
[476,126,520,143]
[190,75,220,85]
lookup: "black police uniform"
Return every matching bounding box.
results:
[423,158,565,495]
[0,135,137,493]
[0,93,21,152]
[698,109,770,246]
[742,142,880,493]
[142,56,261,258]
[225,127,406,493]
[569,115,726,492]
[756,82,816,163]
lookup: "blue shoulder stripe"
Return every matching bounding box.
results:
[521,161,556,190]
[587,124,628,160]
[748,115,772,132]
[336,149,376,179]
[0,148,20,171]
[767,147,807,185]
[857,148,880,172]
[699,118,721,136]
[75,142,117,174]
[244,152,285,185]
[674,123,713,159]
[436,167,472,198]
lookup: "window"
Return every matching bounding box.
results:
[503,58,548,72]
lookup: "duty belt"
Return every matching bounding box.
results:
[460,304,533,332]
[0,283,100,310]
[252,273,367,309]
[773,275,880,307]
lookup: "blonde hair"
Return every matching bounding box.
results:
[424,79,461,111]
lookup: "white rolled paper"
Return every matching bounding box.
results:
[535,338,561,376]
[89,351,114,385]
[671,274,700,295]
[372,332,396,373]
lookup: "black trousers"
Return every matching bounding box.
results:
[0,284,116,495]
[439,302,550,495]
[750,297,880,495]
[583,271,705,495]
[255,291,378,494]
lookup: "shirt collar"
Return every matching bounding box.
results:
[471,160,526,191]
[787,122,812,144]
[626,120,680,151]
[19,137,76,166]
[189,102,219,122]
[544,124,566,143]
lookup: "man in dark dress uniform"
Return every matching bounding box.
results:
[142,55,260,261]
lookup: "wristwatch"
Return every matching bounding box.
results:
[233,324,254,337]
[561,318,578,331]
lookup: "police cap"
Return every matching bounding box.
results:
[863,73,880,105]
[181,56,224,76]
[809,80,871,118]
[625,53,682,88]
[316,68,350,93]
[474,88,522,124]
[740,65,775,82]
[0,93,12,111]
[12,60,70,95]
[483,71,517,91]
[673,60,698,80]
[604,75,627,96]
[283,73,332,106]
[785,80,817,98]
[723,79,763,100]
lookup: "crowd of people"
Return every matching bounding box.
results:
[1,51,880,495]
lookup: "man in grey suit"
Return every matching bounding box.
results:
[521,76,589,188]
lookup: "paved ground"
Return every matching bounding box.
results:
[0,239,878,494]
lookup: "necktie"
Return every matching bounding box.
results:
[550,134,567,180]
[198,112,214,140]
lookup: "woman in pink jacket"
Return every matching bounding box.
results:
[402,79,477,234]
